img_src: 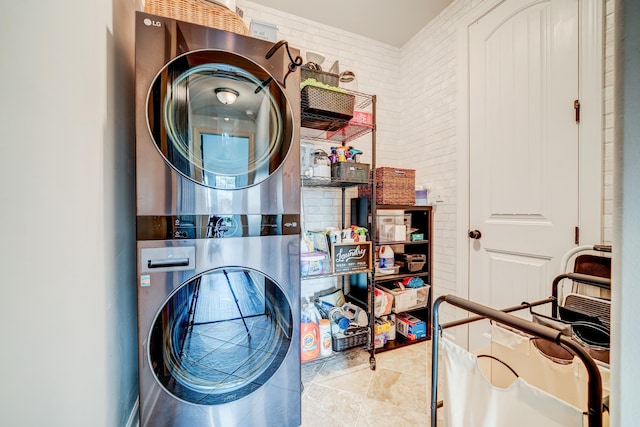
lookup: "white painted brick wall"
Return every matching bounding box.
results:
[399,0,475,300]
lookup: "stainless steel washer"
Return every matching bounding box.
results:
[136,223,300,427]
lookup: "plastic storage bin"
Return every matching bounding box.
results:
[331,327,369,351]
[331,162,370,182]
[376,283,430,313]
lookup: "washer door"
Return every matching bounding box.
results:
[147,50,294,189]
[148,267,293,405]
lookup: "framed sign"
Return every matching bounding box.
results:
[331,242,372,273]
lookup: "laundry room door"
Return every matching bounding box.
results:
[468,0,579,350]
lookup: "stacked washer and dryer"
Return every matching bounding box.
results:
[134,11,301,427]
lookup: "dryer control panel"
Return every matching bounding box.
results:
[137,214,300,240]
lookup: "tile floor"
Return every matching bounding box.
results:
[301,341,441,427]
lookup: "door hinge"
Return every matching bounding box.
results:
[575,226,580,245]
[574,99,581,123]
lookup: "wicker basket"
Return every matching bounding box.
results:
[359,167,416,205]
[144,0,249,35]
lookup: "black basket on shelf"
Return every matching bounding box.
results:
[331,326,369,351]
[301,85,355,131]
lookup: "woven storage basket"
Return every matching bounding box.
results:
[144,0,249,35]
[359,167,416,205]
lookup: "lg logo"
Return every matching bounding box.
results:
[143,18,161,27]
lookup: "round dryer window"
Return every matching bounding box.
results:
[148,267,293,405]
[147,50,294,189]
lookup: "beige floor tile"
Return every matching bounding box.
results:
[315,364,374,397]
[302,343,438,426]
[301,359,325,393]
[313,350,372,382]
[301,382,366,427]
[354,397,431,427]
[374,341,432,377]
[366,367,429,413]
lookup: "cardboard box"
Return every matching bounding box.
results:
[331,242,372,273]
[374,318,392,334]
[395,313,427,340]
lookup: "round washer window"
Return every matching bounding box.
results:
[147,50,294,189]
[148,267,293,405]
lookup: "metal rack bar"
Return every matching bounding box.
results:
[552,273,612,317]
[368,95,377,370]
[430,295,603,427]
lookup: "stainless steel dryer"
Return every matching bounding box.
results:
[135,11,300,216]
[135,11,301,427]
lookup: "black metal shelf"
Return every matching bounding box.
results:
[376,335,430,352]
[373,270,429,283]
[374,239,430,246]
[376,205,432,211]
[301,269,372,281]
[301,89,374,144]
[300,91,377,368]
[375,306,431,353]
[372,206,433,347]
[302,177,370,188]
[300,122,373,144]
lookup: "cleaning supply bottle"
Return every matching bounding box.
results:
[319,318,332,357]
[379,245,395,269]
[300,299,320,361]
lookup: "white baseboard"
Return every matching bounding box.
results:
[125,398,139,427]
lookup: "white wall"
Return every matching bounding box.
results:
[611,0,640,424]
[603,0,616,243]
[399,0,475,316]
[0,1,139,426]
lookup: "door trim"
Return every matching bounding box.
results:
[454,0,603,343]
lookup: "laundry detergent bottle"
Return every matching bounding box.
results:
[300,300,320,361]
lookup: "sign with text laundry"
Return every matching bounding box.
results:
[332,242,372,273]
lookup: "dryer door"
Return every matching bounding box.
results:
[148,267,293,405]
[147,50,294,189]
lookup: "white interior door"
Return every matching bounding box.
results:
[468,0,579,350]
